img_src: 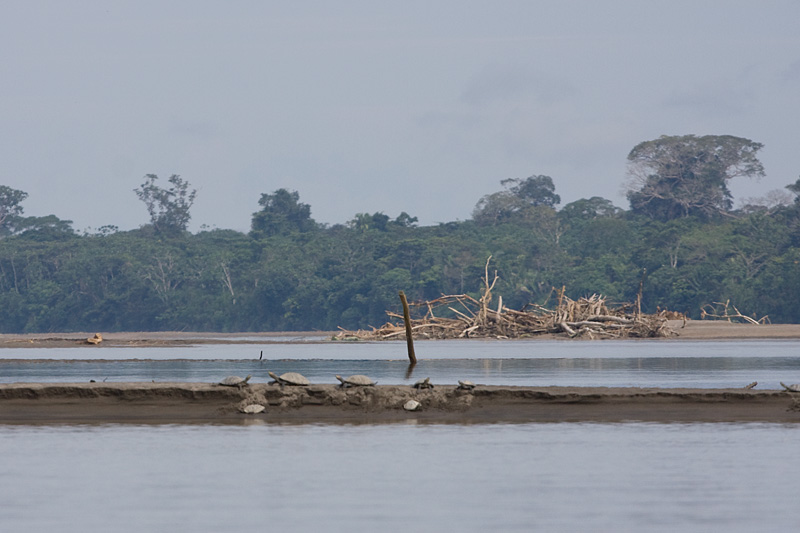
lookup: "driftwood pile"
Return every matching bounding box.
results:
[334,259,675,341]
[700,300,769,325]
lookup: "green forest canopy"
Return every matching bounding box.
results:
[2,134,800,333]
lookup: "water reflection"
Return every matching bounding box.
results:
[2,353,800,389]
[2,339,800,388]
[5,338,800,361]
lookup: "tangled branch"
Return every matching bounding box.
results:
[334,259,675,340]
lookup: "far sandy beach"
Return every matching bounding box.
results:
[2,320,800,349]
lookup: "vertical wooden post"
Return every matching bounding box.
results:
[399,291,417,364]
[637,268,647,317]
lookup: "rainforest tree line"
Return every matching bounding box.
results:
[2,134,800,333]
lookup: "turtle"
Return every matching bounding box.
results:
[413,377,434,390]
[85,333,103,345]
[239,404,266,414]
[780,382,800,392]
[268,371,310,387]
[403,400,421,411]
[218,375,252,388]
[335,374,377,388]
[457,380,476,391]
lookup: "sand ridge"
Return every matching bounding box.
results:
[1,382,799,425]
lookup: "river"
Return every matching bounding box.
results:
[1,338,799,531]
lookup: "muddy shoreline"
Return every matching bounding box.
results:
[1,383,799,425]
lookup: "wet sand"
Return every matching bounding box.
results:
[1,382,798,425]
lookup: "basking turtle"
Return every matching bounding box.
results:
[780,382,800,392]
[239,404,266,414]
[218,375,252,388]
[86,333,103,345]
[457,380,476,391]
[335,374,377,388]
[403,400,421,411]
[413,377,434,390]
[268,371,310,387]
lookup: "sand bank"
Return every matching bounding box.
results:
[1,382,798,425]
[2,321,800,349]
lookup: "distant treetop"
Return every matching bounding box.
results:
[626,134,765,220]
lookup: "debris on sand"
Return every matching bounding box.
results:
[334,258,675,341]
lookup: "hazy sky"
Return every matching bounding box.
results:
[2,1,799,233]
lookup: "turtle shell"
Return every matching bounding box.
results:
[781,382,800,392]
[413,377,433,389]
[219,375,249,386]
[457,380,476,390]
[270,371,310,386]
[337,374,376,386]
[403,400,421,411]
[240,404,266,414]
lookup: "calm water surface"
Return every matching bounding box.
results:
[1,422,798,532]
[2,339,799,389]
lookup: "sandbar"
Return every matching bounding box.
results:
[1,383,798,425]
[2,321,800,349]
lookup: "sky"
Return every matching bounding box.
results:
[1,0,799,233]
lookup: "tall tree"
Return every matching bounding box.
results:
[349,212,390,232]
[626,135,765,220]
[559,197,621,222]
[10,215,75,241]
[473,175,560,225]
[0,185,28,234]
[503,175,561,208]
[392,212,418,228]
[250,189,317,238]
[785,176,800,203]
[134,174,197,234]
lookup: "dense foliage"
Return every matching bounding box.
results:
[2,136,799,333]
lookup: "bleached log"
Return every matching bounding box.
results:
[559,322,577,336]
